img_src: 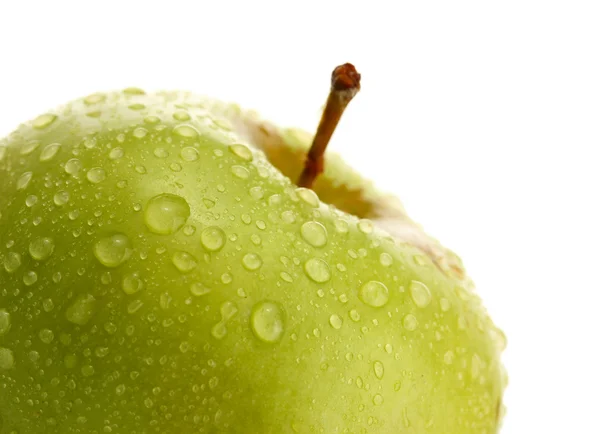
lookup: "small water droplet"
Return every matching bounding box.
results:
[25,195,38,207]
[93,233,133,267]
[4,252,22,273]
[173,124,199,138]
[39,328,55,344]
[65,158,82,176]
[211,301,238,339]
[127,299,144,314]
[65,294,97,325]
[0,310,11,335]
[359,281,389,307]
[403,314,418,331]
[304,258,331,283]
[251,301,285,343]
[190,282,212,297]
[109,147,124,159]
[281,210,296,224]
[200,226,226,252]
[172,251,198,273]
[128,103,146,111]
[373,394,384,406]
[40,143,61,161]
[86,167,106,183]
[358,219,374,234]
[334,219,349,233]
[379,252,393,267]
[300,221,328,247]
[23,270,38,286]
[373,361,384,379]
[349,309,361,322]
[16,172,33,190]
[32,113,57,129]
[409,280,432,308]
[231,165,250,179]
[84,93,106,105]
[173,110,191,121]
[444,350,455,365]
[122,273,145,295]
[296,188,319,207]
[249,186,264,200]
[180,147,199,161]
[53,190,70,206]
[229,144,253,161]
[0,347,15,370]
[280,272,293,283]
[242,253,262,271]
[21,140,40,155]
[329,314,343,329]
[144,193,190,235]
[29,237,55,261]
[116,384,126,396]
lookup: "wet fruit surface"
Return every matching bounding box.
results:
[0,91,506,433]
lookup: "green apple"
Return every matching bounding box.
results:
[0,83,506,433]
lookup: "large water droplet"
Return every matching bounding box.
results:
[409,280,432,308]
[200,226,226,252]
[172,251,197,273]
[4,252,22,273]
[66,294,98,325]
[29,237,55,261]
[0,309,11,335]
[16,172,33,190]
[0,347,14,370]
[300,221,328,247]
[53,190,70,206]
[144,193,190,235]
[359,281,389,307]
[40,143,61,162]
[304,258,331,283]
[229,144,253,161]
[87,167,106,183]
[249,186,264,200]
[403,314,418,331]
[93,233,133,267]
[242,253,263,271]
[65,158,82,176]
[32,113,57,129]
[122,273,145,295]
[251,301,285,343]
[296,188,319,207]
[173,124,199,138]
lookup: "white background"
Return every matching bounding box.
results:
[1,1,599,432]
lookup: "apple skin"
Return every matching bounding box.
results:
[0,90,506,433]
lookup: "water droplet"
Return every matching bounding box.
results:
[16,172,33,190]
[329,314,343,329]
[444,350,455,365]
[25,195,38,207]
[32,113,57,129]
[221,272,233,284]
[28,237,55,261]
[81,365,95,376]
[249,186,264,200]
[173,124,199,138]
[358,219,374,234]
[231,165,250,179]
[281,210,296,224]
[40,143,61,161]
[65,158,82,175]
[190,282,212,296]
[109,147,124,160]
[229,144,253,161]
[373,394,384,406]
[127,299,144,314]
[403,314,418,331]
[128,103,145,110]
[180,147,199,161]
[300,221,328,247]
[123,87,145,95]
[304,258,331,283]
[42,298,55,312]
[242,253,263,271]
[373,361,384,379]
[122,273,145,294]
[173,110,191,121]
[251,301,285,343]
[200,226,226,252]
[409,280,432,308]
[0,310,11,335]
[171,251,197,273]
[51,190,69,206]
[144,193,190,235]
[39,328,55,344]
[0,347,14,370]
[115,384,126,396]
[144,115,160,125]
[93,233,133,267]
[87,167,106,183]
[23,271,38,286]
[153,147,169,158]
[296,188,319,207]
[379,252,393,267]
[211,301,238,339]
[348,309,361,322]
[66,294,98,325]
[84,93,106,104]
[280,272,293,283]
[21,140,40,155]
[359,281,389,307]
[440,298,451,312]
[4,252,22,273]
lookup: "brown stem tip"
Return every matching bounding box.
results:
[297,63,361,189]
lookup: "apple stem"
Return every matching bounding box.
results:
[297,63,361,189]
